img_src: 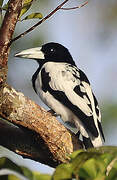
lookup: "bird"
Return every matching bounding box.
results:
[15,42,105,149]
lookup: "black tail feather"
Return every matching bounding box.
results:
[83,136,94,149]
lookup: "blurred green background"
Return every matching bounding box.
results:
[1,0,117,174]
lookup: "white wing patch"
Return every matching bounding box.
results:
[41,62,96,119]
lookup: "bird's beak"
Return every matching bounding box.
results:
[15,47,44,60]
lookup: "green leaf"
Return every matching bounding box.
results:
[1,3,8,11]
[19,0,34,18]
[0,156,52,180]
[0,157,22,172]
[0,0,4,7]
[106,159,117,179]
[69,149,84,160]
[71,151,102,173]
[79,158,105,179]
[20,166,33,180]
[22,12,43,21]
[53,163,73,180]
[20,5,31,18]
[0,157,33,180]
[33,173,52,180]
[8,175,21,180]
[0,169,28,180]
[23,0,33,6]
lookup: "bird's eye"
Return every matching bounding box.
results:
[50,48,55,52]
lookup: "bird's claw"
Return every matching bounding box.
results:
[48,109,58,117]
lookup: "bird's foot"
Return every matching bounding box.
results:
[48,109,58,117]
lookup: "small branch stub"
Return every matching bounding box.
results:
[60,1,88,10]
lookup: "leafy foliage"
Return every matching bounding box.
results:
[0,146,117,180]
[0,0,4,7]
[19,0,34,18]
[0,0,43,22]
[53,147,117,180]
[0,157,51,180]
[21,12,43,21]
[19,0,43,21]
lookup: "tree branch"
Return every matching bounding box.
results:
[0,0,23,84]
[0,84,82,167]
[0,118,62,167]
[11,0,88,43]
[60,1,88,10]
[11,0,69,43]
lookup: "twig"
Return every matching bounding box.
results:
[60,1,88,10]
[11,0,69,44]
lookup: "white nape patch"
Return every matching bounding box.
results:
[15,47,44,60]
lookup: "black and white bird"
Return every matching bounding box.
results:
[15,42,105,149]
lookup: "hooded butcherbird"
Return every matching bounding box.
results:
[15,42,105,149]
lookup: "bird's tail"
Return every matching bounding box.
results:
[81,119,105,149]
[82,132,103,149]
[82,136,94,149]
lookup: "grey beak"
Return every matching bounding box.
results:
[15,47,44,60]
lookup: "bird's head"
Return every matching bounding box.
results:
[15,42,76,66]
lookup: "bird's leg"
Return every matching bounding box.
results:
[48,109,58,117]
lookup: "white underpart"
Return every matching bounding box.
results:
[35,62,103,147]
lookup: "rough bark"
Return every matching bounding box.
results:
[0,85,82,167]
[0,0,83,168]
[0,0,23,84]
